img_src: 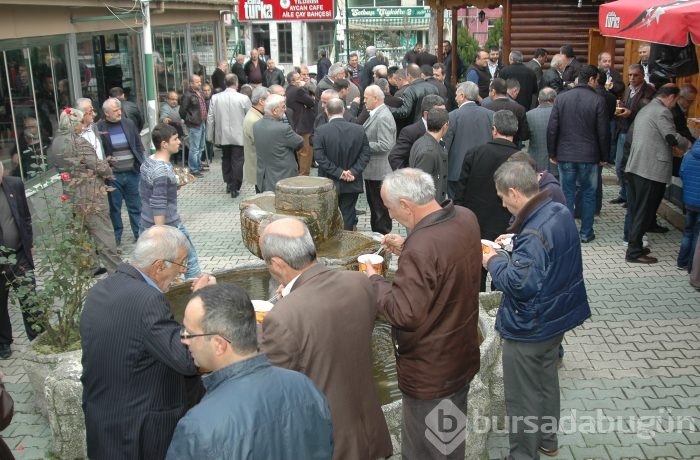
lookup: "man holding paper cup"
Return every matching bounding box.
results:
[363,168,481,459]
[258,218,392,460]
[482,160,591,459]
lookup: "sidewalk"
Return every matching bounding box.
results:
[1,160,698,459]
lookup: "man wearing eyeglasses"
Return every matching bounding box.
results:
[259,218,392,460]
[81,225,214,460]
[166,283,333,459]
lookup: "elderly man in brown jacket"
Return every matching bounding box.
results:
[364,168,481,459]
[259,218,392,460]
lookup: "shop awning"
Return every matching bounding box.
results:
[348,17,430,31]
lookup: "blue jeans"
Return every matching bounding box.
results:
[608,119,617,164]
[677,209,700,271]
[187,124,205,173]
[615,132,627,201]
[559,162,598,240]
[177,223,201,280]
[107,171,141,244]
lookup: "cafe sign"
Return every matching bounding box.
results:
[239,0,334,21]
[347,7,431,19]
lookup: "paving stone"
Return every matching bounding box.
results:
[640,443,682,458]
[568,445,611,459]
[605,444,646,459]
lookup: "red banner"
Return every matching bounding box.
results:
[239,0,334,21]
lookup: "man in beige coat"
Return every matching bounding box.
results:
[243,86,268,193]
[259,218,393,460]
[207,73,251,198]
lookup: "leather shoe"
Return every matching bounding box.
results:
[609,197,626,204]
[192,171,204,178]
[581,235,596,243]
[647,224,669,233]
[642,247,651,256]
[538,446,559,457]
[0,344,11,359]
[626,255,658,264]
[231,190,240,198]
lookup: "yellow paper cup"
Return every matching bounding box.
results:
[358,254,384,274]
[252,299,274,324]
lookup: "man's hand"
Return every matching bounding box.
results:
[482,246,498,269]
[340,170,355,182]
[549,157,558,165]
[191,273,216,292]
[382,234,405,256]
[614,107,631,118]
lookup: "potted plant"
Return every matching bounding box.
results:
[13,110,113,430]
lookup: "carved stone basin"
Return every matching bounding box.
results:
[240,176,381,269]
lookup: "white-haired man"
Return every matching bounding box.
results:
[363,168,481,459]
[253,94,304,192]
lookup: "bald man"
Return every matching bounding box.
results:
[259,218,392,460]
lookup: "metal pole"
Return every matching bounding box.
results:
[141,0,157,151]
[345,0,350,63]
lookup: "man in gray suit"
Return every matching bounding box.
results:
[207,74,252,198]
[443,81,493,198]
[362,84,396,234]
[626,84,690,264]
[525,48,547,91]
[526,87,558,176]
[254,94,304,193]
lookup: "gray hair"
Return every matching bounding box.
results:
[251,86,269,105]
[58,108,84,133]
[382,168,435,207]
[75,98,93,112]
[225,73,238,88]
[509,50,523,64]
[329,63,346,78]
[366,46,377,57]
[103,97,121,111]
[550,54,566,71]
[259,219,316,270]
[538,87,556,104]
[268,84,285,96]
[493,110,518,137]
[493,161,539,198]
[321,89,339,100]
[326,98,345,116]
[456,81,479,102]
[376,78,390,93]
[365,84,384,101]
[131,225,188,270]
[264,94,285,116]
[192,284,257,354]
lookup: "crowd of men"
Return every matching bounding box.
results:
[4,39,698,460]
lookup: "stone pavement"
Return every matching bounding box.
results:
[1,160,698,459]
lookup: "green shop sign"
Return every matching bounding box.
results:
[347,7,431,19]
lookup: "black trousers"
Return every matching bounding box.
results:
[338,192,360,231]
[221,145,244,192]
[0,249,40,345]
[364,179,392,234]
[626,172,666,259]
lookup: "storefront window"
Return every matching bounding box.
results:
[76,33,141,115]
[191,24,216,82]
[153,29,189,100]
[278,23,293,64]
[1,43,72,182]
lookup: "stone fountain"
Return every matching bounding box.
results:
[37,176,506,460]
[239,175,382,269]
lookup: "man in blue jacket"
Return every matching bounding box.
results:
[167,283,333,460]
[483,161,591,460]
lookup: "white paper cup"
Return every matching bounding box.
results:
[357,254,384,274]
[252,299,274,323]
